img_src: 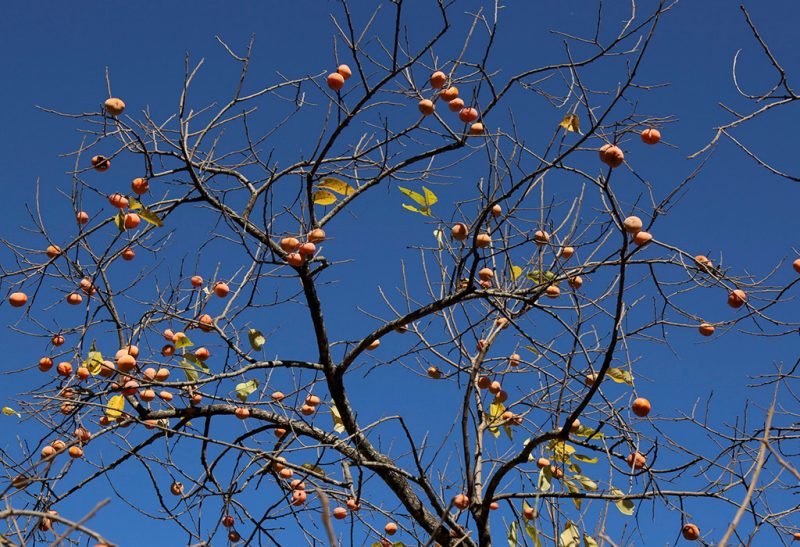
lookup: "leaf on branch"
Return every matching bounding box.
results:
[606,367,633,386]
[538,466,552,492]
[318,177,355,195]
[510,265,523,281]
[313,189,337,205]
[488,400,506,438]
[180,359,199,383]
[610,487,635,516]
[559,521,581,547]
[248,328,265,351]
[559,114,581,134]
[573,453,599,464]
[301,463,325,476]
[183,353,209,374]
[550,440,575,462]
[584,534,599,547]
[507,521,518,547]
[83,350,104,375]
[235,379,259,402]
[398,185,437,216]
[525,524,543,547]
[106,395,125,419]
[573,425,604,440]
[114,211,125,232]
[564,479,582,510]
[174,333,194,349]
[401,203,433,216]
[573,474,599,491]
[433,229,444,249]
[331,404,346,433]
[129,197,144,211]
[2,407,20,418]
[139,208,164,227]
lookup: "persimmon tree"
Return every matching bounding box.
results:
[2,1,799,546]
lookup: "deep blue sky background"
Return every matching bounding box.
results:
[1,1,800,545]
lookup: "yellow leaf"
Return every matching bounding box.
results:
[106,395,125,419]
[559,114,580,134]
[174,333,194,349]
[235,379,259,401]
[139,208,164,227]
[401,203,432,217]
[422,186,438,206]
[433,229,444,248]
[313,189,337,205]
[83,350,104,375]
[510,265,523,281]
[113,211,125,232]
[129,197,143,211]
[2,407,20,418]
[606,368,633,386]
[318,177,355,196]
[331,404,346,434]
[397,186,428,207]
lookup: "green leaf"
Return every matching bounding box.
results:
[138,208,164,227]
[174,333,194,349]
[573,474,599,491]
[183,353,209,374]
[313,189,337,205]
[83,350,104,375]
[248,328,265,351]
[331,404,345,433]
[114,211,125,232]
[525,525,542,547]
[584,534,599,547]
[510,265,523,281]
[573,453,599,464]
[235,379,259,402]
[318,177,355,196]
[180,359,199,383]
[2,407,21,418]
[106,395,125,419]
[538,466,552,492]
[610,487,635,516]
[507,521,518,547]
[559,521,581,547]
[606,367,634,386]
[503,424,514,441]
[301,463,325,476]
[559,114,581,134]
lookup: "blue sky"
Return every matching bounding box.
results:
[1,1,800,545]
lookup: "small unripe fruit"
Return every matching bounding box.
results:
[694,255,713,269]
[469,122,484,135]
[477,376,491,389]
[108,193,128,208]
[533,230,550,245]
[39,357,53,372]
[158,390,173,401]
[68,445,83,458]
[170,481,184,496]
[52,334,65,346]
[440,87,459,102]
[280,237,300,252]
[626,452,646,470]
[51,440,66,452]
[536,457,550,469]
[545,285,561,298]
[476,233,491,248]
[122,248,135,261]
[77,211,89,224]
[489,381,502,395]
[332,506,348,519]
[308,228,326,243]
[453,493,469,510]
[458,107,479,123]
[509,353,521,367]
[41,445,57,459]
[568,276,583,290]
[298,242,316,256]
[290,479,305,490]
[161,344,175,357]
[76,367,90,380]
[155,368,170,381]
[140,389,156,402]
[346,498,360,511]
[222,515,235,528]
[287,253,304,266]
[57,362,73,376]
[75,427,91,443]
[305,394,321,406]
[271,391,285,402]
[66,292,83,305]
[292,490,307,506]
[384,522,398,535]
[117,354,136,373]
[560,246,574,259]
[123,213,140,229]
[91,155,110,171]
[300,404,316,416]
[478,268,494,281]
